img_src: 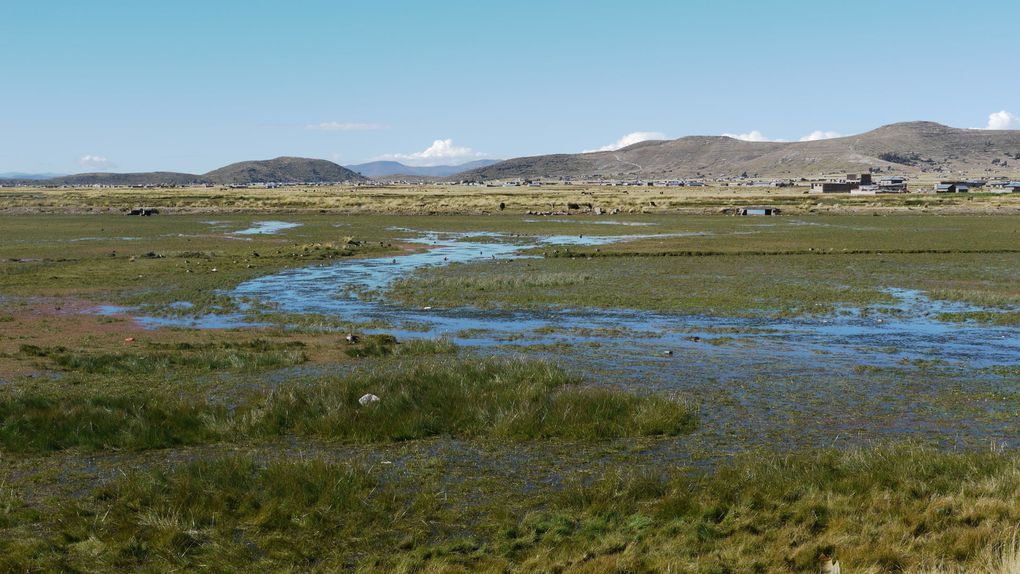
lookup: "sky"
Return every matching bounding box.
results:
[2,0,1019,174]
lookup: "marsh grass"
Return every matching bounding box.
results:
[392,250,1020,316]
[343,334,457,358]
[244,358,695,442]
[937,311,1020,326]
[0,358,695,453]
[1,455,410,572]
[18,339,308,374]
[4,445,1020,572]
[391,271,593,296]
[0,392,221,452]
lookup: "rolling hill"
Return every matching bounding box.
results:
[0,172,66,180]
[458,122,1020,180]
[2,157,367,187]
[7,123,1020,187]
[204,157,366,185]
[346,159,499,178]
[41,172,208,187]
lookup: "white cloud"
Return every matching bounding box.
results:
[722,130,785,142]
[799,130,842,142]
[306,121,385,131]
[583,131,666,153]
[377,139,484,166]
[78,155,114,169]
[984,110,1020,130]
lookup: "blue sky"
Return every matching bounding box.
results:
[2,0,1018,173]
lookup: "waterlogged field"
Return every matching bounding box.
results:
[1,208,1020,572]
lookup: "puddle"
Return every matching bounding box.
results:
[522,219,658,227]
[539,231,709,246]
[232,221,302,235]
[94,304,268,330]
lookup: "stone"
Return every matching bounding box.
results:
[359,393,380,407]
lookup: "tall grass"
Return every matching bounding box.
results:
[19,339,308,374]
[0,392,222,452]
[3,456,404,572]
[537,444,1020,573]
[4,445,1020,572]
[242,358,695,441]
[342,334,457,358]
[0,358,695,453]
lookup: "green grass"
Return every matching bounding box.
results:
[4,445,1020,572]
[3,211,1020,571]
[937,311,1020,326]
[3,213,1018,318]
[342,333,457,357]
[241,358,696,442]
[0,358,695,453]
[0,392,221,452]
[17,339,308,374]
[387,222,1020,316]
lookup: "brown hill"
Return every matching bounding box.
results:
[203,157,366,184]
[459,122,1020,180]
[42,172,205,187]
[9,157,367,187]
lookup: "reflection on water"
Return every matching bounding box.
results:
[98,229,1020,452]
[232,221,303,235]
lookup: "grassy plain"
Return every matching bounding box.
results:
[391,215,1020,316]
[1,189,1019,571]
[3,182,1020,215]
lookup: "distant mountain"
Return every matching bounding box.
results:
[44,172,206,187]
[346,159,499,178]
[5,157,367,187]
[204,157,366,184]
[459,122,1020,180]
[9,124,1020,188]
[0,172,66,180]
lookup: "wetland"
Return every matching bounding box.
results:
[1,203,1019,572]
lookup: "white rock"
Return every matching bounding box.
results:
[359,393,380,407]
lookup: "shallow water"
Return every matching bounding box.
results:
[109,229,1020,451]
[232,221,302,235]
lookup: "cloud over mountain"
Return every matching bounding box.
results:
[584,131,666,153]
[984,110,1020,130]
[378,139,483,166]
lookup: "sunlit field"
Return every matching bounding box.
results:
[2,194,1020,572]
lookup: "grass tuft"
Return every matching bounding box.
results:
[0,358,694,453]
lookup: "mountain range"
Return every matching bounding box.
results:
[0,157,367,186]
[0,172,67,180]
[345,159,499,178]
[4,122,1020,186]
[459,122,1020,180]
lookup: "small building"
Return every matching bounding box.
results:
[851,184,880,195]
[740,207,780,216]
[721,206,781,216]
[811,182,854,193]
[877,176,908,192]
[935,182,969,193]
